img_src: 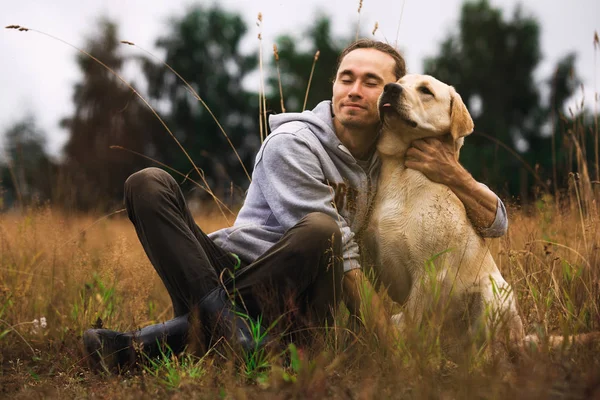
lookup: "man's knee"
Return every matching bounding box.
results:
[296,212,342,253]
[124,168,179,216]
[124,168,175,199]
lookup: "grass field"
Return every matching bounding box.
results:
[0,193,599,399]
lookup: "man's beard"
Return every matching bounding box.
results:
[339,115,378,130]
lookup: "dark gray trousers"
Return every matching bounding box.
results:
[124,168,343,333]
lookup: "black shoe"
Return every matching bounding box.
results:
[83,314,189,373]
[83,329,135,373]
[199,287,267,353]
[132,314,189,361]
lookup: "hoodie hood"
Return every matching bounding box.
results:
[269,101,357,163]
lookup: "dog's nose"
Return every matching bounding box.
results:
[383,83,403,94]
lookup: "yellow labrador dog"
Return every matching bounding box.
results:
[367,74,523,351]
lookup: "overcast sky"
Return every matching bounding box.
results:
[1,0,598,157]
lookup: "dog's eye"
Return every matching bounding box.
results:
[419,86,434,96]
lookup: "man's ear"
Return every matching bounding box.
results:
[449,88,474,140]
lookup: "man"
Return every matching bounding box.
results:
[83,39,507,372]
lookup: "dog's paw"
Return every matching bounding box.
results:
[391,312,405,327]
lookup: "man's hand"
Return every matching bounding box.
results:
[405,136,462,186]
[405,136,498,230]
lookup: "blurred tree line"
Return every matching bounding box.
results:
[0,0,597,211]
[423,0,595,203]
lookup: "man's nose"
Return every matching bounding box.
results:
[348,80,363,98]
[383,83,403,95]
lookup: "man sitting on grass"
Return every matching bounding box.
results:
[83,39,507,372]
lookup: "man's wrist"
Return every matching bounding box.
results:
[446,163,473,191]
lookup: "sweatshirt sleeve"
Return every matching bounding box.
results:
[477,183,508,238]
[255,132,361,272]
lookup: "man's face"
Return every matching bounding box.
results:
[332,48,397,130]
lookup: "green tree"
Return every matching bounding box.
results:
[423,0,581,199]
[61,19,159,210]
[0,116,55,207]
[267,16,345,114]
[143,5,259,199]
[528,53,582,193]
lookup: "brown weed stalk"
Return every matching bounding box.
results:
[273,44,286,113]
[257,13,268,142]
[593,31,599,183]
[356,0,363,41]
[303,50,320,112]
[395,0,406,47]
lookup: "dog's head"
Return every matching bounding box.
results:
[377,74,474,156]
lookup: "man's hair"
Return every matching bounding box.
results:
[335,39,406,80]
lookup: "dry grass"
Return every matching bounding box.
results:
[4,18,600,400]
[0,196,599,399]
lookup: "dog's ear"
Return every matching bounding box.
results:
[449,88,474,140]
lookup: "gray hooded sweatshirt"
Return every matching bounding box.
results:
[209,101,507,272]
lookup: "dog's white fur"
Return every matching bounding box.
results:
[367,74,524,349]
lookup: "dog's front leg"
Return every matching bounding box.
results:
[399,286,426,330]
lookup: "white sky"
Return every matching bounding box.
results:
[1,0,598,157]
